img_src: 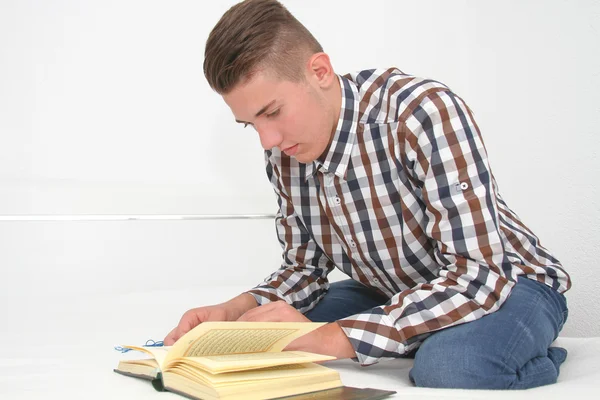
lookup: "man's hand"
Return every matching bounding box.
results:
[237,301,356,359]
[164,293,258,345]
[236,300,311,323]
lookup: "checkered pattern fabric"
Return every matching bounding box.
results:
[247,68,571,365]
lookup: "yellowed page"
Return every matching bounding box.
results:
[167,362,337,385]
[119,345,171,367]
[164,322,326,367]
[178,351,335,374]
[116,358,160,378]
[163,365,342,400]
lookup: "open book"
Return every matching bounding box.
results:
[114,321,345,399]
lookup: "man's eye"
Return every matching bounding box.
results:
[266,109,280,118]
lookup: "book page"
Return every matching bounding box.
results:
[179,351,336,374]
[204,352,302,362]
[167,362,336,385]
[162,363,342,400]
[185,328,295,356]
[164,322,326,367]
[119,349,156,361]
[119,346,171,367]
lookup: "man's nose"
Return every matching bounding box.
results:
[256,125,283,150]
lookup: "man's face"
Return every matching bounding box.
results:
[222,69,336,164]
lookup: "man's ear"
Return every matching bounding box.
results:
[306,52,336,89]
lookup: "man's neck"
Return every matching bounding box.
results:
[330,74,342,136]
[317,75,343,163]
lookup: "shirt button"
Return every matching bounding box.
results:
[373,278,380,284]
[460,182,469,190]
[334,196,341,205]
[349,240,357,248]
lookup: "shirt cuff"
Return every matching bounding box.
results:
[337,308,408,365]
[245,286,286,306]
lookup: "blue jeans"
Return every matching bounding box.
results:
[304,277,569,389]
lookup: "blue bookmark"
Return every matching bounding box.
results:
[114,339,164,353]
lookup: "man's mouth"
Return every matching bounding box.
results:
[283,144,299,156]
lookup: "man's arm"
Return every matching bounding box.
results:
[236,300,356,359]
[244,151,335,311]
[165,153,331,345]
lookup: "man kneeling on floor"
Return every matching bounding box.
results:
[165,0,571,390]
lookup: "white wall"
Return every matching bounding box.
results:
[0,0,598,337]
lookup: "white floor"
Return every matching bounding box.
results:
[1,220,597,399]
[1,285,598,400]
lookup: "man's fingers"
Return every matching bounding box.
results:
[164,327,180,346]
[237,302,287,322]
[164,315,195,345]
[237,302,278,321]
[164,304,235,345]
[237,308,271,322]
[181,312,203,332]
[164,310,206,345]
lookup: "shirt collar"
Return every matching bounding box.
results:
[305,75,359,181]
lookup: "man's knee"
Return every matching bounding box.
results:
[409,328,567,390]
[409,340,514,389]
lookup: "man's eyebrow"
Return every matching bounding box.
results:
[254,100,276,118]
[235,100,277,124]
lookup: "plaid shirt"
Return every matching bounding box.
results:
[247,68,571,365]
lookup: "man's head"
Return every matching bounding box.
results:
[204,0,341,163]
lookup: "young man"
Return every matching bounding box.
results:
[165,0,571,390]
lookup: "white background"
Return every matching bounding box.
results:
[1,0,599,339]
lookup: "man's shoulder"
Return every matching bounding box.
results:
[344,67,451,124]
[344,67,448,95]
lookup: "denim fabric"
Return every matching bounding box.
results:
[304,277,568,389]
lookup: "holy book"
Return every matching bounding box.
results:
[114,321,344,400]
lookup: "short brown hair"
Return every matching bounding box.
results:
[204,0,323,94]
